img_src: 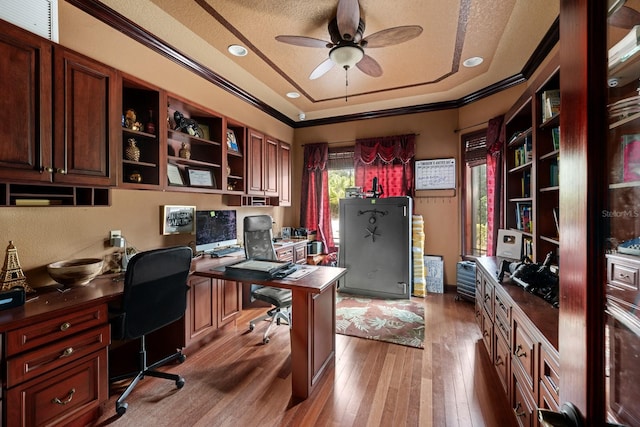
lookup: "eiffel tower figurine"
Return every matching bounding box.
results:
[1,241,33,292]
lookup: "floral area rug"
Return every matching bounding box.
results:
[335,293,425,349]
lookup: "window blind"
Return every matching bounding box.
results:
[463,132,487,165]
[1,0,58,42]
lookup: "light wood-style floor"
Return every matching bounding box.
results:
[91,292,516,427]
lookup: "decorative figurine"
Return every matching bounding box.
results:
[0,241,34,292]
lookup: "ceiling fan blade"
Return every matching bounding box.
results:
[337,0,360,41]
[309,58,335,80]
[609,5,640,29]
[275,35,331,48]
[356,54,382,77]
[362,25,423,48]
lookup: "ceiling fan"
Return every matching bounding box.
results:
[275,0,423,81]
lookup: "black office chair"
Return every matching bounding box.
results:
[109,246,192,415]
[244,215,292,344]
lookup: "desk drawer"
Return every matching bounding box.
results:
[6,324,109,388]
[512,314,535,393]
[6,304,107,356]
[6,348,107,427]
[276,247,294,263]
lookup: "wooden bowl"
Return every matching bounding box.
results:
[47,258,104,286]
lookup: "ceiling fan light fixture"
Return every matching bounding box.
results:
[228,44,248,57]
[329,45,364,69]
[463,56,484,68]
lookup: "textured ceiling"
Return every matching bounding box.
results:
[100,0,559,122]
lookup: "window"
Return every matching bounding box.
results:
[462,131,488,257]
[327,148,355,246]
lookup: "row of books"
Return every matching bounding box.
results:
[514,135,533,167]
[516,202,533,233]
[521,171,531,198]
[550,161,559,187]
[522,236,534,260]
[552,127,560,150]
[541,89,561,122]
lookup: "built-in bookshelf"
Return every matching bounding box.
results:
[504,57,560,262]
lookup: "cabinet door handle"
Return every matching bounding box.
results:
[513,402,525,417]
[41,166,54,173]
[52,388,75,405]
[60,322,71,331]
[55,168,67,174]
[495,355,503,366]
[515,344,527,358]
[60,347,74,358]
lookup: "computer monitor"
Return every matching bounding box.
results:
[195,210,238,253]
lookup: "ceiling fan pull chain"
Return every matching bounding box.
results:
[345,68,349,102]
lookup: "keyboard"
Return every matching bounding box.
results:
[209,247,244,257]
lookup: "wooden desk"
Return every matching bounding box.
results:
[193,262,347,400]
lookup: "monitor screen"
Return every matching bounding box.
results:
[195,210,238,253]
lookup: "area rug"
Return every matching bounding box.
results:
[335,293,425,349]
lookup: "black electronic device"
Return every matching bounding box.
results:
[195,210,238,254]
[0,286,26,310]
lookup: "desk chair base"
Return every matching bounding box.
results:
[249,307,290,344]
[110,335,186,415]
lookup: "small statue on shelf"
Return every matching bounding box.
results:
[173,111,203,138]
[0,241,34,292]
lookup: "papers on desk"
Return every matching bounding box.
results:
[280,265,318,281]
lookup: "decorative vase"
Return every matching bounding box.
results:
[125,138,141,162]
[179,142,191,159]
[146,110,156,135]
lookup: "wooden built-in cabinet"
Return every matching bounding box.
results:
[119,74,163,189]
[0,19,116,206]
[475,257,559,427]
[276,141,292,206]
[225,120,246,194]
[247,129,278,197]
[3,303,109,426]
[183,273,242,350]
[504,55,560,263]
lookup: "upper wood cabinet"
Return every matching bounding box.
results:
[52,47,118,187]
[247,129,278,197]
[0,21,52,183]
[0,20,117,187]
[277,141,291,206]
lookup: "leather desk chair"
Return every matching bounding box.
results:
[109,246,192,415]
[244,215,292,344]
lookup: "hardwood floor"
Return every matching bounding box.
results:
[91,292,516,427]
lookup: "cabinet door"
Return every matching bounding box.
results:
[186,275,216,345]
[278,141,292,206]
[247,129,264,195]
[264,136,278,196]
[53,47,118,186]
[0,22,53,183]
[217,279,241,326]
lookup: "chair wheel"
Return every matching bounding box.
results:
[263,337,270,344]
[178,353,186,363]
[249,323,255,331]
[116,402,128,415]
[176,377,185,388]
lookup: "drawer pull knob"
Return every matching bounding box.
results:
[52,388,75,405]
[60,322,71,331]
[618,273,630,279]
[513,402,525,417]
[60,347,74,358]
[515,344,527,358]
[495,355,504,366]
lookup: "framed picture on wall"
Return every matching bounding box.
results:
[161,205,196,235]
[167,163,184,186]
[187,168,216,188]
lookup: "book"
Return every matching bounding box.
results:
[622,134,640,182]
[553,207,560,237]
[542,89,561,122]
[552,127,560,150]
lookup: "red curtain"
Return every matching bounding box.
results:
[354,134,416,197]
[486,115,504,256]
[300,143,335,253]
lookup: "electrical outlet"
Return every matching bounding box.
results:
[110,230,121,239]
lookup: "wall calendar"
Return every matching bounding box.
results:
[415,158,456,190]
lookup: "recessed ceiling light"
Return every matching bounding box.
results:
[228,44,248,57]
[463,56,484,67]
[286,92,300,99]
